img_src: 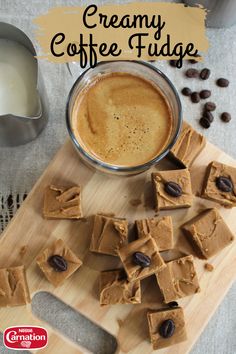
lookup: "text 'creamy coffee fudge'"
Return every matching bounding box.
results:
[36,239,82,287]
[135,216,174,251]
[43,185,82,219]
[147,306,187,350]
[202,161,236,208]
[152,169,193,211]
[0,265,30,307]
[169,121,206,167]
[118,235,166,281]
[156,255,200,303]
[99,269,141,306]
[90,214,128,256]
[182,208,234,259]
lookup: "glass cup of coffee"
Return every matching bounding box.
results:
[66,61,182,175]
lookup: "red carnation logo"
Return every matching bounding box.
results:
[4,326,48,350]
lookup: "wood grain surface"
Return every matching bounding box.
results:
[0,138,236,354]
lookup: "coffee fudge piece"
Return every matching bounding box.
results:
[170,121,206,167]
[156,255,200,303]
[0,266,30,307]
[152,169,193,211]
[182,208,234,259]
[99,269,141,306]
[36,239,82,287]
[135,216,173,251]
[43,185,82,219]
[90,214,128,256]
[202,161,236,208]
[189,164,206,197]
[118,235,166,281]
[147,306,187,350]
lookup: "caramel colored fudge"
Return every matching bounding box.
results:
[0,266,30,307]
[156,255,200,303]
[36,239,82,287]
[170,121,206,167]
[135,216,173,251]
[152,169,193,211]
[99,269,141,306]
[90,214,128,256]
[118,235,166,281]
[182,208,234,259]
[202,161,236,208]
[147,307,187,350]
[43,185,82,219]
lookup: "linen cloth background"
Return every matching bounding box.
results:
[0,0,236,353]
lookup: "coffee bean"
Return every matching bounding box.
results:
[182,87,192,96]
[164,181,182,197]
[191,92,200,103]
[133,252,151,268]
[188,54,201,64]
[189,59,198,64]
[205,102,216,112]
[200,90,211,99]
[215,176,233,192]
[200,68,211,80]
[199,117,211,129]
[169,60,178,68]
[216,78,229,87]
[203,111,214,123]
[221,112,231,123]
[167,301,179,308]
[48,255,68,272]
[159,319,175,338]
[186,68,199,78]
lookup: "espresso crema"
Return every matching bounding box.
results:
[71,73,173,167]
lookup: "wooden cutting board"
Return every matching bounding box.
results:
[0,137,236,354]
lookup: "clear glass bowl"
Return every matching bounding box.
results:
[66,61,182,175]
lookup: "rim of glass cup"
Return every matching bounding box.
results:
[66,60,183,173]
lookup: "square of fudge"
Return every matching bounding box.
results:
[202,161,236,208]
[99,269,141,306]
[36,239,82,287]
[147,306,187,350]
[118,235,166,281]
[90,214,128,256]
[43,185,82,219]
[0,265,30,307]
[182,208,234,259]
[170,121,206,167]
[152,169,193,211]
[156,255,200,303]
[135,216,173,251]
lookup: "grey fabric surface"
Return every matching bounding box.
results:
[0,0,236,353]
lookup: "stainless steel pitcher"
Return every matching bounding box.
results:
[184,0,236,28]
[0,22,48,147]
